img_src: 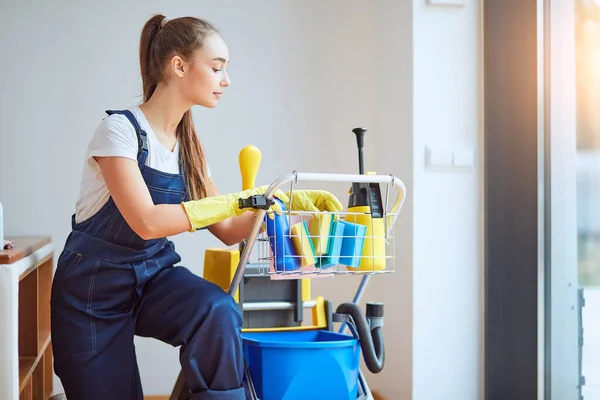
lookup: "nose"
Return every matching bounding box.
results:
[221,72,231,87]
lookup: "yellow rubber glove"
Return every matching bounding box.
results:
[285,190,344,214]
[182,185,289,232]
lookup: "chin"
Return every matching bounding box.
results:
[196,99,219,108]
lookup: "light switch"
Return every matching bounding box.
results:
[426,145,475,171]
[426,146,453,169]
[427,0,467,6]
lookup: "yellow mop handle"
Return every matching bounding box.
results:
[239,145,262,190]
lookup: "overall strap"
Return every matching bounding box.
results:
[105,109,148,165]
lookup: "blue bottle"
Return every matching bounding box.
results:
[265,198,301,272]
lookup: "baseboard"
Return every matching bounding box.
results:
[147,392,384,400]
[147,392,383,400]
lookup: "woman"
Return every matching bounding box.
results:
[50,14,342,400]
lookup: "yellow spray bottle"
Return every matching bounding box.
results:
[345,128,386,272]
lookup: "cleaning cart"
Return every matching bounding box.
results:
[170,129,407,400]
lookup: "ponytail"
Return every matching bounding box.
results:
[139,14,164,101]
[178,110,210,199]
[138,14,217,200]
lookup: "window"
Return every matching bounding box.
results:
[576,1,600,398]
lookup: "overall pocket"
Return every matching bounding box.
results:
[51,256,101,356]
[51,249,83,298]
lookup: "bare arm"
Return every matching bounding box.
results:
[96,156,193,239]
[97,155,258,244]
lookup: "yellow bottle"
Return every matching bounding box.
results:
[345,207,386,271]
[345,172,386,272]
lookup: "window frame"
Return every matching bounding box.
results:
[483,0,579,398]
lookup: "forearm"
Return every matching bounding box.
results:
[136,203,192,240]
[209,211,258,246]
[96,156,251,240]
[141,202,252,241]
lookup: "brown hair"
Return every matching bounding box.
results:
[139,14,217,200]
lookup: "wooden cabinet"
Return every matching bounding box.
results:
[0,236,54,400]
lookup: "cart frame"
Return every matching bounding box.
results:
[170,170,407,400]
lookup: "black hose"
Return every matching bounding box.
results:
[335,302,385,373]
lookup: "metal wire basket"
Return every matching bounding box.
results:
[241,171,405,280]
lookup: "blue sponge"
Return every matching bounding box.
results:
[337,221,367,268]
[316,220,345,269]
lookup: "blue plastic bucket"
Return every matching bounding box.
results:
[242,330,360,400]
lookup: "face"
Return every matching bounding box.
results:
[171,33,231,108]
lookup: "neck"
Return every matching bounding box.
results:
[139,83,190,139]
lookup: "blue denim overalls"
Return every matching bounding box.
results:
[50,110,245,400]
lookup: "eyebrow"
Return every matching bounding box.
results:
[213,57,228,63]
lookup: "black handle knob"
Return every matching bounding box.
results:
[352,127,367,149]
[366,301,384,318]
[352,127,367,174]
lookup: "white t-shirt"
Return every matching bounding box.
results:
[74,106,210,223]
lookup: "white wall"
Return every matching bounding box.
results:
[411,1,483,399]
[360,1,414,399]
[0,0,483,399]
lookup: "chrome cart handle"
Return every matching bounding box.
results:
[263,171,406,229]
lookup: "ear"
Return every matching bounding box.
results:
[170,55,186,78]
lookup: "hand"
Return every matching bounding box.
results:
[232,185,289,216]
[181,185,289,231]
[285,190,344,214]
